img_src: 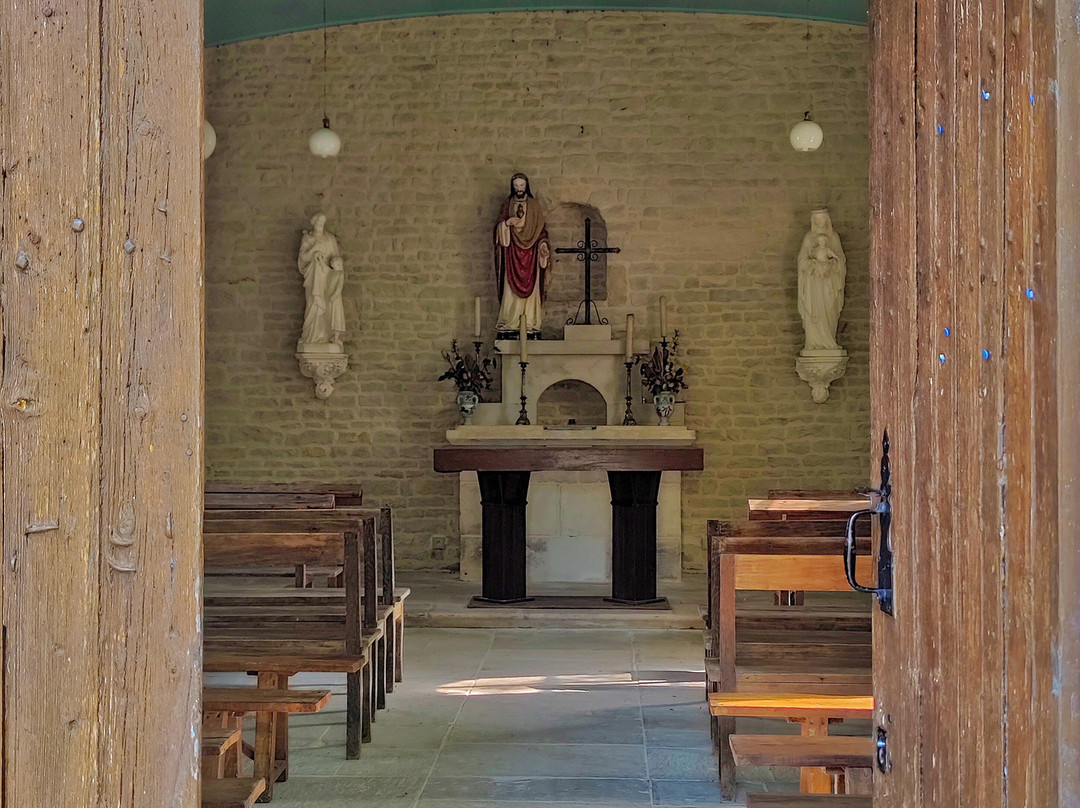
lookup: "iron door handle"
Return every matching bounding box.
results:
[844,508,878,595]
[845,429,895,615]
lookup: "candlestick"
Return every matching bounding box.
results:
[474,296,482,338]
[621,356,640,426]
[624,313,634,362]
[659,296,668,340]
[515,361,531,425]
[518,314,528,362]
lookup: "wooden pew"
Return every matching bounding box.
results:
[729,734,874,794]
[202,725,243,779]
[202,778,266,808]
[205,481,364,508]
[710,693,874,796]
[704,520,873,799]
[204,504,407,702]
[203,686,332,801]
[203,510,379,770]
[205,489,410,686]
[748,494,870,522]
[204,483,363,585]
[746,796,871,807]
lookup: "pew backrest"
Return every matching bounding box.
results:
[705,519,873,691]
[203,509,379,645]
[205,482,363,510]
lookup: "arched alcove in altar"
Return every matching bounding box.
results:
[536,380,608,426]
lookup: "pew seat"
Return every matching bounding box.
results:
[202,778,266,808]
[202,725,243,779]
[708,692,874,721]
[746,796,872,807]
[203,684,334,802]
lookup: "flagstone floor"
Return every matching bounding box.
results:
[210,628,812,807]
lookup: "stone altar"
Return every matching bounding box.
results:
[446,323,695,587]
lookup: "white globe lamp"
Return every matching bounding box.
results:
[790,112,823,152]
[203,119,217,160]
[309,117,341,158]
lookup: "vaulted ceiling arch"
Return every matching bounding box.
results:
[205,0,868,46]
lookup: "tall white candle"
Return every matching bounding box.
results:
[519,314,528,362]
[474,296,482,338]
[659,296,668,339]
[625,314,635,361]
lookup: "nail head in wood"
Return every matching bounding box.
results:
[43,5,53,16]
[15,251,30,270]
[72,218,84,232]
[123,239,136,254]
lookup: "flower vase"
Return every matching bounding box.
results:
[653,392,675,426]
[457,390,479,425]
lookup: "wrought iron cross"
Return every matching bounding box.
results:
[555,217,620,325]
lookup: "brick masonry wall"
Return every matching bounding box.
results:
[205,11,870,571]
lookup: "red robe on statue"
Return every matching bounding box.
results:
[494,196,550,303]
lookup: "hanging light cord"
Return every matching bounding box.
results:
[804,0,812,119]
[322,0,329,127]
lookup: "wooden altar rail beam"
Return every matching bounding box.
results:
[433,446,704,472]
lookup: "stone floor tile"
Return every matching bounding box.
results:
[642,701,710,730]
[417,802,655,808]
[420,776,653,804]
[267,775,426,806]
[650,778,732,807]
[489,629,634,651]
[647,747,720,781]
[336,746,440,778]
[644,728,714,750]
[286,747,346,777]
[432,742,647,779]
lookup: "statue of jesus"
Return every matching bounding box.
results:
[493,173,550,337]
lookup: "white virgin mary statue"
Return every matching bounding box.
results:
[298,213,346,351]
[797,208,847,353]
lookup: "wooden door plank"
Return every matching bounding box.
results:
[1054,0,1080,802]
[95,1,204,805]
[868,0,919,804]
[0,3,105,807]
[915,0,962,803]
[957,2,1007,806]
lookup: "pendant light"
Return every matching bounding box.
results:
[789,6,823,152]
[309,0,341,158]
[203,119,217,159]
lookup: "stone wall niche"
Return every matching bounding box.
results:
[536,379,608,426]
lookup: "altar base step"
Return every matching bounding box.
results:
[468,595,671,611]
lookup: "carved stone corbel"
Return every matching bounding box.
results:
[297,351,349,400]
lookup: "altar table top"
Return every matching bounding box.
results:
[433,446,704,473]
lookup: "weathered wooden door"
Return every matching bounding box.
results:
[0,1,204,806]
[867,0,1076,805]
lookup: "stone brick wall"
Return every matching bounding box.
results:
[205,11,870,571]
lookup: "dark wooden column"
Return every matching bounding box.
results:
[607,471,663,605]
[476,471,533,604]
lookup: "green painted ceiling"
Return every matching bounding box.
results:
[205,0,868,46]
